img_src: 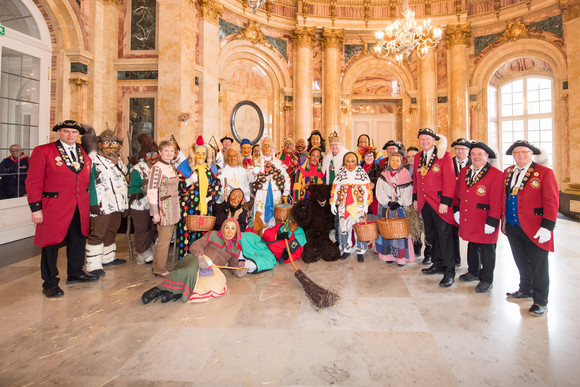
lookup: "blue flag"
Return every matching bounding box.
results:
[264,180,274,224]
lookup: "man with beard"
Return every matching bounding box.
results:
[85,127,129,276]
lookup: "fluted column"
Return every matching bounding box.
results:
[86,0,119,128]
[321,28,343,139]
[198,0,223,141]
[157,0,199,146]
[292,26,316,141]
[446,23,471,141]
[561,0,580,211]
[418,47,437,131]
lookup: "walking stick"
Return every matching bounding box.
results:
[126,213,134,260]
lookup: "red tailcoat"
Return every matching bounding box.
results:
[26,140,92,247]
[455,164,503,244]
[413,148,456,225]
[501,163,559,252]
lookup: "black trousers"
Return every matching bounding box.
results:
[40,207,86,288]
[467,242,497,283]
[421,202,455,277]
[452,225,461,266]
[505,223,549,306]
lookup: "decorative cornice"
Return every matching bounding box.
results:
[445,23,471,47]
[484,19,541,52]
[494,0,501,19]
[234,21,271,46]
[560,0,580,21]
[198,0,223,25]
[330,0,337,27]
[301,0,309,24]
[70,77,89,87]
[292,26,316,49]
[320,28,343,51]
[364,0,371,27]
[265,0,272,22]
[425,0,431,16]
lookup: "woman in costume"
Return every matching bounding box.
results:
[176,143,221,260]
[262,215,306,264]
[375,152,416,266]
[141,218,247,304]
[292,147,325,201]
[307,130,326,154]
[330,152,373,262]
[359,146,382,220]
[249,137,290,234]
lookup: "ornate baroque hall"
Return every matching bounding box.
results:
[1,0,580,385]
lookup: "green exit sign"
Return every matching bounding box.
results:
[0,25,5,36]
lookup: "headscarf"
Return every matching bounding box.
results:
[208,217,242,254]
[381,152,412,187]
[226,188,245,220]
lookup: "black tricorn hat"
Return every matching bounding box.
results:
[220,135,234,144]
[505,140,541,155]
[382,140,398,150]
[451,138,471,148]
[470,141,496,159]
[417,128,439,140]
[52,120,86,134]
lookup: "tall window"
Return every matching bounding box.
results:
[497,77,554,169]
[0,0,51,200]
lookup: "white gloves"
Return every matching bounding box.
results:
[185,173,198,187]
[484,224,495,234]
[363,205,369,214]
[534,227,551,244]
[454,212,460,224]
[331,204,337,215]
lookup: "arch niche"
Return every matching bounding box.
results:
[341,56,416,150]
[218,40,291,147]
[471,38,567,180]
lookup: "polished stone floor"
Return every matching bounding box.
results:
[1,216,579,386]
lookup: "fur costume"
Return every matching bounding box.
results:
[291,184,341,263]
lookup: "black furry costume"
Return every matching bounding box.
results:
[291,184,340,263]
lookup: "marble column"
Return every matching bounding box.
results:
[86,0,119,129]
[292,26,316,141]
[321,28,343,139]
[561,1,580,215]
[157,0,199,148]
[446,23,471,141]
[198,0,222,142]
[69,77,88,124]
[418,47,437,131]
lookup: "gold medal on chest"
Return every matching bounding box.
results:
[56,161,63,166]
[511,187,519,195]
[530,178,540,189]
[420,166,428,176]
[55,156,62,162]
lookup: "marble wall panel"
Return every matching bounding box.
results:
[313,40,322,92]
[313,105,322,131]
[437,104,449,137]
[351,105,396,115]
[117,85,158,158]
[352,73,403,97]
[437,43,448,90]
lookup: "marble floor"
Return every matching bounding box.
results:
[0,216,579,386]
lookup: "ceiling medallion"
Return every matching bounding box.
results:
[374,0,442,64]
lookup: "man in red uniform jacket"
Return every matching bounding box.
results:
[502,140,558,316]
[26,120,99,298]
[454,142,503,293]
[413,128,457,287]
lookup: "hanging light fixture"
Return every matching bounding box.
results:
[247,0,266,14]
[374,0,442,63]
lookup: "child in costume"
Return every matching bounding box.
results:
[330,152,373,262]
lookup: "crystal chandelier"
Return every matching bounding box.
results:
[247,0,266,14]
[374,0,442,63]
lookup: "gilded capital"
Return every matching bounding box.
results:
[320,28,344,51]
[234,21,270,46]
[69,77,88,87]
[292,26,316,49]
[198,0,223,25]
[445,23,471,47]
[560,0,580,20]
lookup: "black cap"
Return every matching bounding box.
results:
[417,128,439,140]
[469,141,496,158]
[220,135,234,143]
[406,146,419,152]
[52,120,86,135]
[382,140,399,150]
[451,138,471,148]
[506,140,541,155]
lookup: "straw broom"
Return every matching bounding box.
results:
[284,238,339,309]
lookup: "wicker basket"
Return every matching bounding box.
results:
[377,212,410,239]
[186,215,216,231]
[274,203,293,222]
[353,216,379,242]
